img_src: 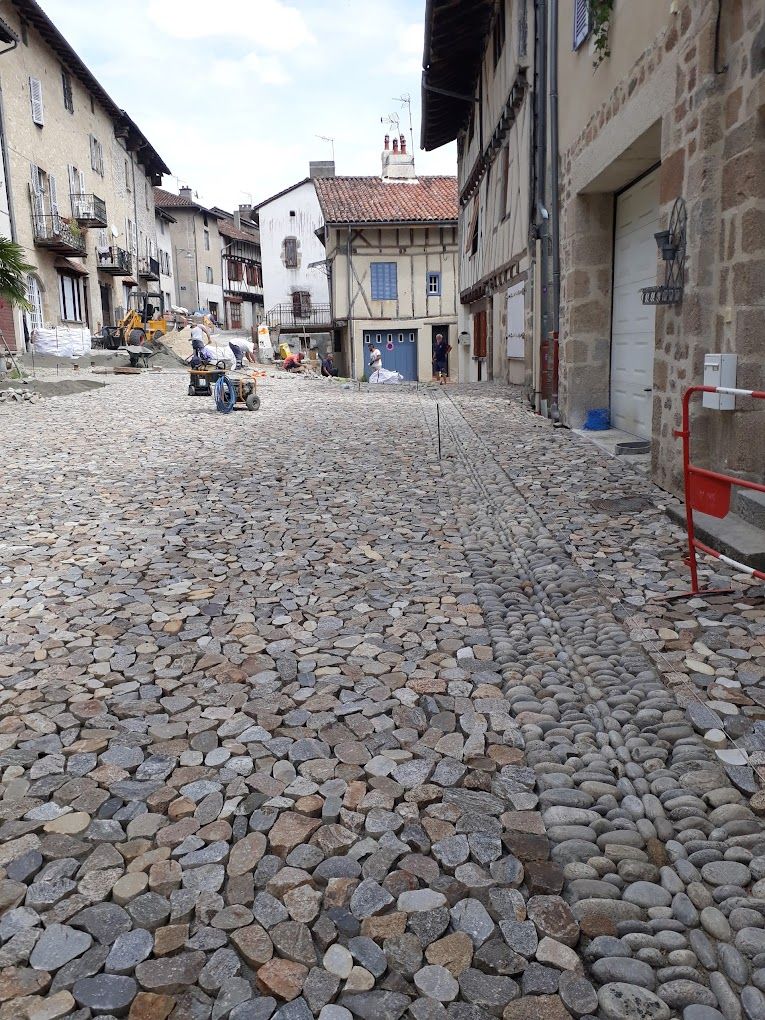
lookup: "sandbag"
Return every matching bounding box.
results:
[32,326,91,359]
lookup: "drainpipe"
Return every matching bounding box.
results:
[549,0,561,420]
[532,0,548,411]
[346,225,355,379]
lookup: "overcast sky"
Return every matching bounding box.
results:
[40,0,457,211]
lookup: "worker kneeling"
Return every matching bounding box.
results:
[283,352,304,372]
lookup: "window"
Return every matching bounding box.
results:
[370,262,397,300]
[125,160,131,192]
[206,266,214,284]
[90,95,95,114]
[497,145,509,220]
[228,260,242,282]
[59,272,85,322]
[427,271,441,296]
[473,310,488,359]
[204,229,210,251]
[26,275,43,331]
[20,21,28,45]
[145,182,149,211]
[245,263,261,287]
[283,236,298,268]
[90,135,104,176]
[292,291,311,317]
[159,218,165,235]
[125,217,137,255]
[492,1,506,68]
[29,77,44,126]
[61,70,73,114]
[573,0,590,49]
[465,198,480,257]
[289,210,296,217]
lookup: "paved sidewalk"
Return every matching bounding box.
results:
[0,374,762,1020]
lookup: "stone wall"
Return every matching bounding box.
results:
[558,0,765,497]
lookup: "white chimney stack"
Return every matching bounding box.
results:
[381,133,416,182]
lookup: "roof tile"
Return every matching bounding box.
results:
[314,176,457,225]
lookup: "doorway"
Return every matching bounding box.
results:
[610,167,659,439]
[363,329,418,380]
[100,284,112,327]
[431,324,450,379]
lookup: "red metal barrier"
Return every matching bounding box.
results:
[669,385,765,599]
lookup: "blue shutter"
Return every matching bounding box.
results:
[371,262,397,300]
[573,0,590,50]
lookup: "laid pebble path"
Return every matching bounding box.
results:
[0,373,762,1020]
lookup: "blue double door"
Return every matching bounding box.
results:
[364,329,418,380]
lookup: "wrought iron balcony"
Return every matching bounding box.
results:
[96,245,132,276]
[266,302,332,330]
[138,256,160,280]
[32,213,86,255]
[71,193,107,228]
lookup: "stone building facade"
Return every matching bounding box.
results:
[558,0,764,494]
[0,0,168,349]
[154,188,224,321]
[422,0,764,499]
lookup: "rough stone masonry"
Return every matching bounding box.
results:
[0,373,763,1020]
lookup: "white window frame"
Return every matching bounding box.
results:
[26,274,44,331]
[427,271,441,297]
[58,272,85,322]
[204,229,210,251]
[29,77,44,125]
[90,135,104,176]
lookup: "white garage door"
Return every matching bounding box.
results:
[610,168,659,439]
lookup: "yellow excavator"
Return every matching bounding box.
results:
[101,291,169,350]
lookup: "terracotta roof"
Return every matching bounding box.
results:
[314,176,458,225]
[153,188,222,218]
[219,222,258,245]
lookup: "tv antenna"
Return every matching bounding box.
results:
[393,93,415,155]
[316,135,335,161]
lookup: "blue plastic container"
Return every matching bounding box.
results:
[583,408,611,431]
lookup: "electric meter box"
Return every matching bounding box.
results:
[702,354,737,410]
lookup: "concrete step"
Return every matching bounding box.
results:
[735,488,765,530]
[667,503,765,572]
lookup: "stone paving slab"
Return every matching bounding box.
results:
[0,375,762,1020]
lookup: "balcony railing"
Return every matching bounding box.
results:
[32,213,86,255]
[96,246,132,275]
[138,256,160,280]
[71,193,107,228]
[266,302,332,329]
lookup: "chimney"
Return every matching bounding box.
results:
[309,160,336,179]
[179,185,193,202]
[234,210,241,230]
[381,133,417,182]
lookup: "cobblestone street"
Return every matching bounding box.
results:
[0,374,763,1020]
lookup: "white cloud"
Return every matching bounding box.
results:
[146,0,313,51]
[208,53,291,87]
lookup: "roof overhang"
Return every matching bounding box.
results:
[0,16,19,45]
[420,0,495,151]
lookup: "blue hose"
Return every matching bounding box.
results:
[214,375,236,413]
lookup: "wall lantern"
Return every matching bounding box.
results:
[641,197,686,306]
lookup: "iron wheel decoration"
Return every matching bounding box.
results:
[641,197,686,306]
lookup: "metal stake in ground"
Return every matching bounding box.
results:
[437,402,442,460]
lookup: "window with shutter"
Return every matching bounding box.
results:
[49,175,60,231]
[573,0,590,49]
[61,70,73,113]
[29,77,44,126]
[370,262,398,300]
[473,310,488,359]
[30,165,45,233]
[292,291,311,317]
[283,237,298,268]
[90,135,104,176]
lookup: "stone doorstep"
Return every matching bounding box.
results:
[572,427,652,470]
[736,488,765,531]
[666,502,765,572]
